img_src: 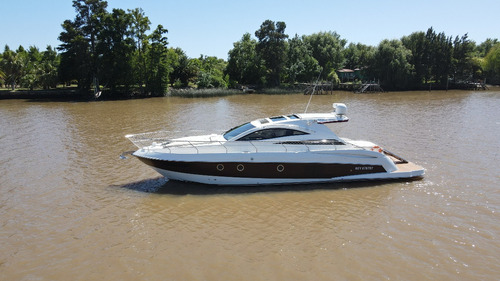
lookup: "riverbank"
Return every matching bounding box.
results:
[0,88,82,100]
[1,85,497,100]
[0,86,305,100]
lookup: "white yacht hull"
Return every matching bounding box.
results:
[151,165,424,185]
[133,149,424,186]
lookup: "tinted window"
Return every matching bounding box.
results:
[237,128,308,141]
[223,122,256,140]
[270,116,287,122]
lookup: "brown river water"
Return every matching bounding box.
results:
[1,90,499,280]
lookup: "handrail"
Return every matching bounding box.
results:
[135,139,348,155]
[126,131,354,155]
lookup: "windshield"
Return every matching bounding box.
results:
[223,122,256,140]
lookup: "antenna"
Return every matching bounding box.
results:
[304,69,323,113]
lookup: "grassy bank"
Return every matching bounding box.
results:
[168,86,304,97]
[168,88,241,98]
[2,84,496,100]
[0,86,303,100]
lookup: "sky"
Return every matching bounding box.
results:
[1,0,499,59]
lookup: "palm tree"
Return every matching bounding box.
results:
[1,50,25,90]
[0,69,5,87]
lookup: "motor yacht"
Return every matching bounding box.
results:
[124,103,424,185]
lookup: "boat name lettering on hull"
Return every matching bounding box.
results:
[355,166,374,171]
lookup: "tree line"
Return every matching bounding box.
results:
[0,0,226,98]
[228,23,500,90]
[1,0,499,97]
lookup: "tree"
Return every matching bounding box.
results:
[303,31,346,79]
[194,55,227,88]
[402,31,429,87]
[400,27,455,88]
[1,45,25,90]
[255,20,288,86]
[0,69,4,87]
[0,63,4,87]
[343,42,375,83]
[39,46,59,89]
[428,28,453,86]
[0,45,59,90]
[476,38,499,57]
[483,43,500,83]
[58,19,89,87]
[167,48,198,88]
[453,33,478,81]
[343,42,375,70]
[129,8,150,92]
[285,34,321,83]
[19,46,38,90]
[58,0,108,95]
[58,1,176,97]
[371,39,413,90]
[226,33,265,86]
[97,8,135,93]
[145,24,170,95]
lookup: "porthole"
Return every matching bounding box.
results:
[277,164,285,172]
[237,164,245,172]
[216,164,224,171]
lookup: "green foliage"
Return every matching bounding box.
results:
[452,33,477,81]
[371,39,413,90]
[0,45,59,91]
[476,38,499,57]
[58,19,90,89]
[402,31,429,85]
[145,25,170,95]
[0,66,4,87]
[22,46,58,90]
[73,0,108,94]
[400,27,479,88]
[170,88,239,98]
[1,46,26,90]
[226,33,265,86]
[226,23,498,90]
[483,43,500,83]
[168,48,198,87]
[327,69,340,85]
[303,31,347,80]
[343,43,375,70]
[3,10,500,96]
[255,20,288,87]
[194,55,228,89]
[58,0,171,97]
[285,34,321,83]
[98,8,135,92]
[129,8,150,91]
[427,28,453,85]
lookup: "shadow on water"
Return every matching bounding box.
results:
[114,176,421,196]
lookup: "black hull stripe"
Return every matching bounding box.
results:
[136,157,387,179]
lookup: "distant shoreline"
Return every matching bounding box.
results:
[0,85,497,101]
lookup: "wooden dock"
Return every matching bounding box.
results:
[355,83,384,93]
